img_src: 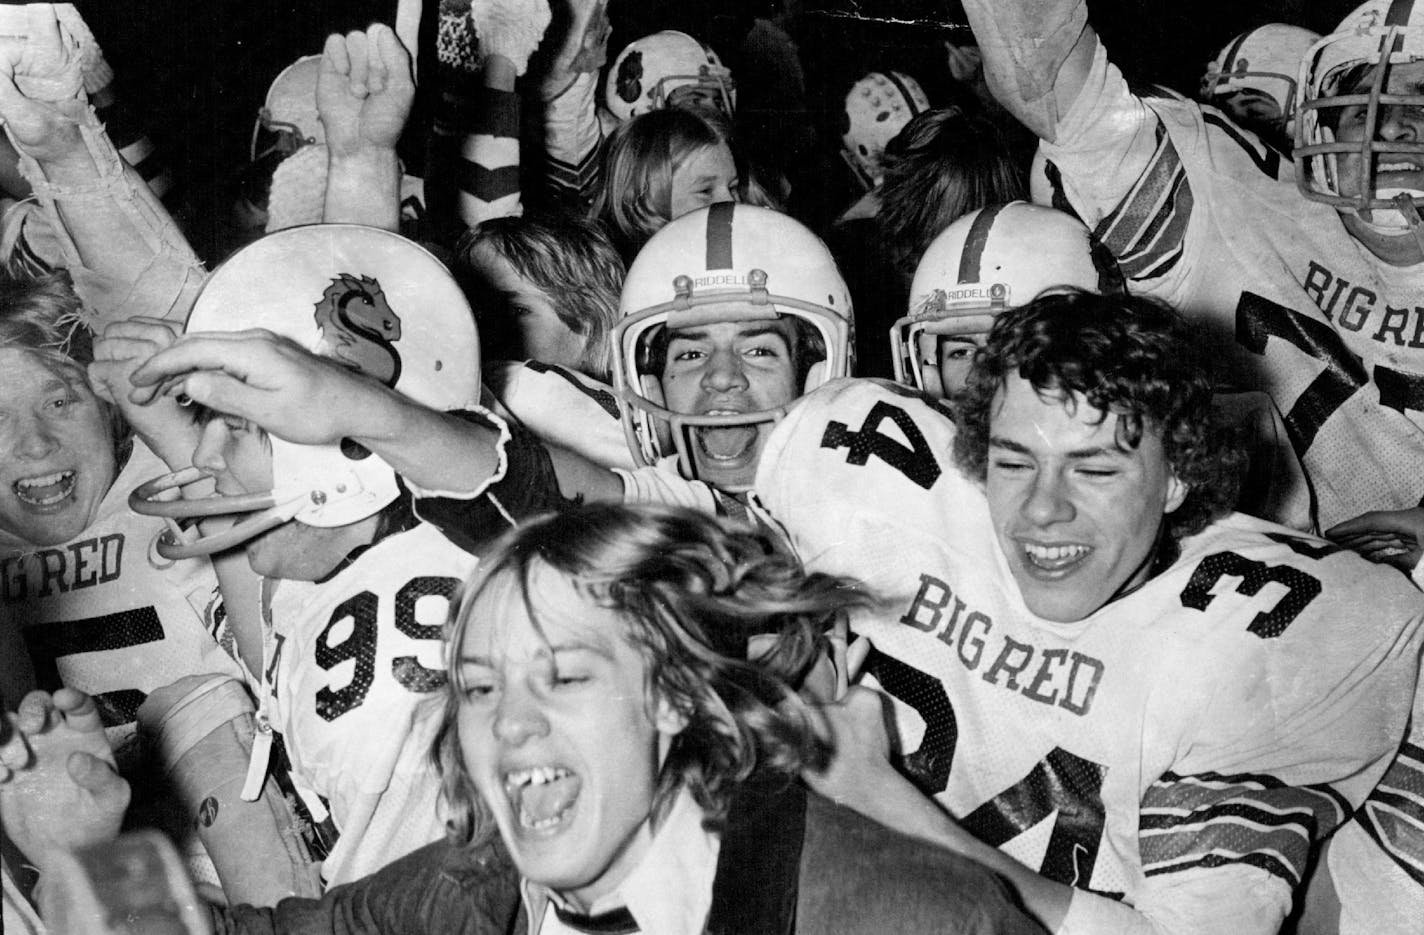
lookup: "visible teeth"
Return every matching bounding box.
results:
[1025,543,1088,561]
[705,409,741,416]
[503,765,571,790]
[16,471,70,489]
[13,470,74,506]
[1380,162,1418,172]
[521,810,567,830]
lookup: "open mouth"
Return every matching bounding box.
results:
[13,470,76,507]
[1021,541,1092,576]
[695,411,759,461]
[504,765,581,831]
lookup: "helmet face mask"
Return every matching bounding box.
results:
[894,202,1119,398]
[249,56,325,164]
[1201,24,1321,129]
[612,204,853,491]
[130,225,480,560]
[1297,1,1424,231]
[605,31,737,123]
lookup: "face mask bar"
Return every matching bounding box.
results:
[612,269,851,486]
[653,70,736,115]
[130,466,322,560]
[1297,27,1424,216]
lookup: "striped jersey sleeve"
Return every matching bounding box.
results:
[1139,770,1351,888]
[540,72,605,212]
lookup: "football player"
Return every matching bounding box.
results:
[756,290,1424,935]
[963,0,1424,532]
[122,204,852,526]
[896,200,1314,531]
[1199,23,1321,150]
[1,504,1048,935]
[119,225,538,887]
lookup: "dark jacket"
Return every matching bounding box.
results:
[215,779,1044,935]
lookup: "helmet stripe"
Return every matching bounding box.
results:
[884,70,924,116]
[706,201,736,270]
[1222,30,1251,75]
[958,202,1007,283]
[1387,0,1416,26]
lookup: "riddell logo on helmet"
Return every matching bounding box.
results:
[314,274,404,388]
[692,273,748,288]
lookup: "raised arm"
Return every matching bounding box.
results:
[0,5,203,324]
[126,330,624,504]
[319,24,413,231]
[957,0,1096,143]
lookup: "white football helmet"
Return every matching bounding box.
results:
[1201,24,1320,125]
[250,55,325,163]
[604,30,736,124]
[840,71,930,190]
[1297,0,1424,231]
[892,202,1122,398]
[611,203,853,488]
[130,225,481,559]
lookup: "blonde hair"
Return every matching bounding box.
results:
[0,272,129,458]
[592,108,774,261]
[433,502,868,846]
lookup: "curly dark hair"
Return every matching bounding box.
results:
[951,290,1243,540]
[877,106,1026,277]
[433,502,868,846]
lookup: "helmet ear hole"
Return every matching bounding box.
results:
[340,438,373,461]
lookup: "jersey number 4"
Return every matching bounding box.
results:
[820,400,942,490]
[864,648,1113,892]
[315,576,459,722]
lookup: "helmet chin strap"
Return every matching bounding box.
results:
[1389,190,1424,256]
[1354,188,1424,253]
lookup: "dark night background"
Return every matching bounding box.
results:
[74,0,1359,258]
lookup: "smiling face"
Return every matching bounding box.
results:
[985,375,1186,623]
[668,143,739,221]
[455,564,685,911]
[1333,59,1424,256]
[658,315,801,489]
[0,349,117,546]
[469,244,588,371]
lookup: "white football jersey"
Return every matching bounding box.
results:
[1040,43,1424,529]
[0,441,244,750]
[1307,679,1424,935]
[484,360,634,469]
[757,379,1424,917]
[261,521,475,885]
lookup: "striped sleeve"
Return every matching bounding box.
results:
[1041,41,1198,290]
[540,72,605,212]
[1356,729,1424,885]
[1139,770,1351,887]
[1091,121,1193,281]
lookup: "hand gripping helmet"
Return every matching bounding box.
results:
[1297,0,1424,232]
[892,202,1124,398]
[611,203,853,488]
[130,225,481,559]
[250,55,325,163]
[840,71,931,190]
[604,30,736,124]
[1201,24,1321,126]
